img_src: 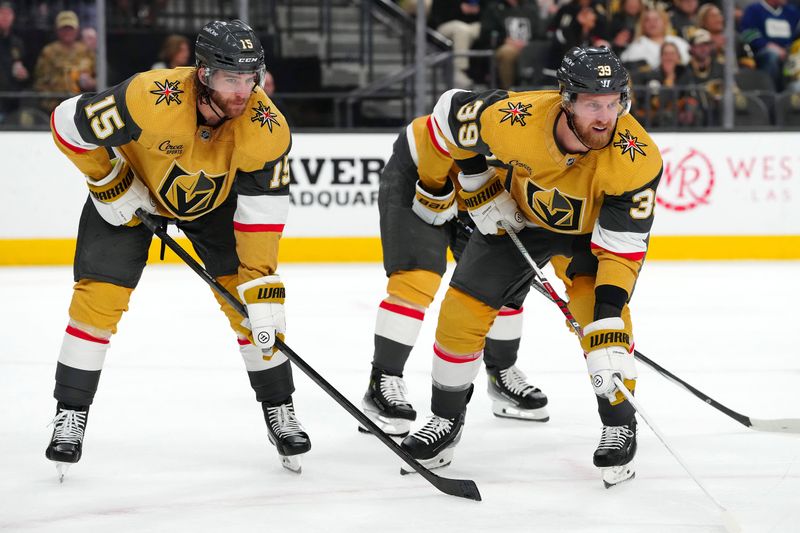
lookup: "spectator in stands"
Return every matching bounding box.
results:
[621,5,690,69]
[151,34,191,70]
[785,37,800,90]
[33,10,96,114]
[632,41,686,127]
[676,29,725,126]
[81,27,97,54]
[551,4,609,62]
[740,0,800,91]
[549,0,607,67]
[474,0,542,88]
[429,0,482,87]
[697,3,757,68]
[0,1,29,122]
[609,0,644,56]
[670,0,701,41]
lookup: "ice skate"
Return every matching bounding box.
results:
[486,365,549,421]
[45,403,89,482]
[399,411,465,474]
[359,368,416,437]
[594,418,637,488]
[263,398,310,474]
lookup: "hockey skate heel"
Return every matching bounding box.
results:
[486,365,549,422]
[263,399,310,474]
[358,369,416,437]
[594,418,637,488]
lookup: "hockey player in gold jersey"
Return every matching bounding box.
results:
[359,113,549,438]
[400,46,663,487]
[45,20,310,478]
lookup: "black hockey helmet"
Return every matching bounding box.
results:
[195,19,266,91]
[557,46,631,116]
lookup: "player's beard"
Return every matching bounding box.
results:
[573,116,616,150]
[209,90,250,119]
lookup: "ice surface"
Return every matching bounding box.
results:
[1,261,798,532]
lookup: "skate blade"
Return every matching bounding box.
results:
[280,454,302,474]
[55,462,70,483]
[358,412,411,437]
[601,462,636,488]
[491,401,550,422]
[400,447,455,475]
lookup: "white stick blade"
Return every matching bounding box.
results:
[749,418,800,433]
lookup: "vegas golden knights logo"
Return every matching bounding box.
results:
[525,181,584,232]
[158,161,226,218]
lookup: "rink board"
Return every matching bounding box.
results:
[1,131,798,264]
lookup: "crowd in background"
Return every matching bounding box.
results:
[408,0,800,126]
[2,0,800,128]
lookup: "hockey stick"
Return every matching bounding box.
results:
[460,217,800,433]
[613,377,741,533]
[135,209,481,501]
[519,247,800,434]
[499,221,739,529]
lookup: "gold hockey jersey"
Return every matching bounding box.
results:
[431,89,663,296]
[51,67,291,282]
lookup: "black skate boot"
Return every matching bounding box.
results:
[399,411,465,473]
[594,417,637,488]
[45,402,89,482]
[359,367,417,437]
[486,365,549,421]
[262,397,311,474]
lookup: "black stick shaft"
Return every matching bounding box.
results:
[135,209,481,501]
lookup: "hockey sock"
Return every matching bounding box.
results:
[597,394,636,426]
[431,384,475,419]
[240,341,295,403]
[484,306,523,370]
[431,343,482,417]
[372,300,425,375]
[54,325,109,406]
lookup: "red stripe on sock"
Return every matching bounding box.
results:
[233,222,285,233]
[379,301,424,320]
[66,325,109,344]
[433,344,480,364]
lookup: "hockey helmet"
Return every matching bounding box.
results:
[195,19,266,93]
[557,46,631,117]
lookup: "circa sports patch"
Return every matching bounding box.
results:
[149,79,184,106]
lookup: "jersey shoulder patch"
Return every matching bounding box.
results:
[601,114,662,192]
[233,90,291,165]
[125,68,198,142]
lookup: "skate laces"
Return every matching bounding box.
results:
[379,374,411,406]
[48,409,87,445]
[597,424,634,451]
[267,403,305,438]
[414,416,454,445]
[499,366,539,397]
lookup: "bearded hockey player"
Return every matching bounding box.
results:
[45,20,310,479]
[400,46,662,488]
[360,114,549,439]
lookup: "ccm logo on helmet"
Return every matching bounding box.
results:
[239,57,259,63]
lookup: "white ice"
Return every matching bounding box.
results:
[1,261,798,532]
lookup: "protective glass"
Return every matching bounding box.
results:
[201,66,265,94]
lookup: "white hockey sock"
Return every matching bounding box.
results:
[58,324,110,371]
[238,338,289,371]
[375,300,425,347]
[432,343,483,390]
[486,306,523,341]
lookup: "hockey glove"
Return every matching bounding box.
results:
[411,179,457,226]
[457,168,525,235]
[86,157,156,227]
[582,317,637,404]
[237,275,286,357]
